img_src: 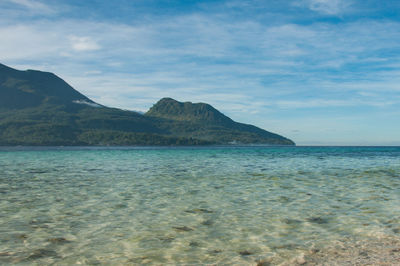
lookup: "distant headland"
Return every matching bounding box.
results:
[0,63,295,146]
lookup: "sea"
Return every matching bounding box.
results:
[0,146,399,265]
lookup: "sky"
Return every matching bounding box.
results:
[1,0,400,145]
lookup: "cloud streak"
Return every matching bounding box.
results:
[6,0,55,15]
[305,0,353,15]
[10,0,48,10]
[2,16,400,108]
[69,36,101,52]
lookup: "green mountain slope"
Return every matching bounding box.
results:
[0,63,93,109]
[0,63,295,146]
[146,97,234,125]
[146,98,294,145]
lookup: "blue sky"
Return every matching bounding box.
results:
[1,0,399,145]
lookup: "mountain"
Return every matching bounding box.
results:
[146,98,294,145]
[0,63,94,109]
[146,97,234,124]
[0,63,295,146]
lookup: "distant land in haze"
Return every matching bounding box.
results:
[0,63,294,146]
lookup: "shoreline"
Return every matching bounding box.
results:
[275,235,400,266]
[2,236,400,265]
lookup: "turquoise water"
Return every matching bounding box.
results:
[0,146,399,265]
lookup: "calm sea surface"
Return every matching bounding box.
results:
[0,146,399,265]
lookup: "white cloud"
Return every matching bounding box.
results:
[69,36,101,52]
[2,16,400,110]
[275,98,398,109]
[0,25,62,60]
[9,0,54,14]
[297,0,352,15]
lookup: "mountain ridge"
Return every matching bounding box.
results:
[146,97,234,125]
[0,63,94,110]
[0,63,295,146]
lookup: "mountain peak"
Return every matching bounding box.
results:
[0,64,95,109]
[158,97,179,103]
[146,98,233,124]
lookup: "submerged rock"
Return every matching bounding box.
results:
[256,260,271,266]
[282,218,302,225]
[359,250,369,257]
[185,208,214,214]
[158,236,175,243]
[189,241,200,247]
[201,219,214,226]
[272,243,298,250]
[114,203,127,209]
[17,234,27,240]
[311,248,320,254]
[209,249,222,254]
[307,216,329,224]
[26,249,57,260]
[278,196,291,203]
[48,237,70,244]
[239,250,253,256]
[173,226,194,232]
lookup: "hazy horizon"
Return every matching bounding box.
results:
[1,0,399,145]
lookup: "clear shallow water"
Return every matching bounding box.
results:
[0,146,399,265]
